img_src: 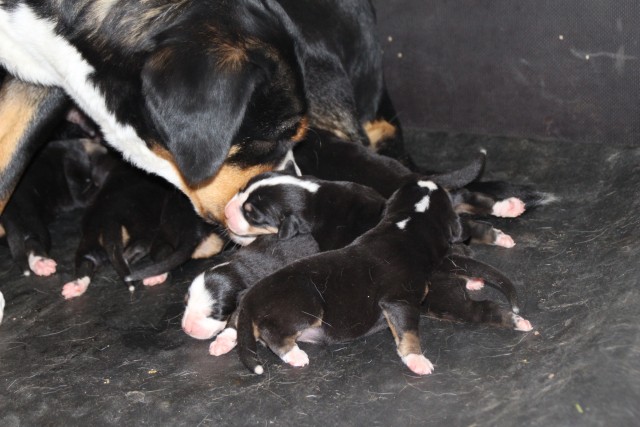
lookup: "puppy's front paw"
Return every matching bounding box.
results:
[209,328,237,356]
[29,255,57,276]
[494,230,516,248]
[492,197,526,218]
[513,314,533,332]
[282,345,309,367]
[61,277,90,299]
[402,354,434,375]
[142,273,168,287]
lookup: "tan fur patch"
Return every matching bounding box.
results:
[292,116,309,142]
[383,311,400,345]
[121,226,130,246]
[397,331,421,357]
[89,0,119,25]
[0,222,5,239]
[191,233,225,259]
[363,120,397,149]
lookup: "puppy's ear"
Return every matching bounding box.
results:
[278,215,311,240]
[142,45,261,186]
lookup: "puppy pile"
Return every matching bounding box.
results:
[183,131,550,375]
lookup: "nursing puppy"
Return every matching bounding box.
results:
[64,161,225,299]
[182,234,319,343]
[0,138,106,276]
[234,179,460,375]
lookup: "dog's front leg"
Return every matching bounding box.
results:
[0,76,69,213]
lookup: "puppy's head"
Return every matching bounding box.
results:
[182,269,230,340]
[386,179,462,243]
[224,170,317,245]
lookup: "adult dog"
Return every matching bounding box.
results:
[0,0,400,222]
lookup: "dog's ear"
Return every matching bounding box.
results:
[278,215,311,240]
[141,45,261,186]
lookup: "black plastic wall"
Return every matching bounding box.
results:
[372,0,640,144]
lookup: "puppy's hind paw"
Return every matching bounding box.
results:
[282,345,309,367]
[142,273,168,287]
[513,314,533,332]
[492,197,526,218]
[209,328,237,356]
[465,278,485,291]
[62,277,90,300]
[29,255,57,276]
[494,230,515,248]
[402,354,434,375]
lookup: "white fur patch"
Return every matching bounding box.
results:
[414,195,431,212]
[0,6,182,188]
[276,150,302,176]
[242,175,319,200]
[0,291,5,325]
[396,218,410,230]
[417,180,438,191]
[185,273,215,316]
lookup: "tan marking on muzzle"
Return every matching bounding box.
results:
[150,144,274,224]
[363,120,397,149]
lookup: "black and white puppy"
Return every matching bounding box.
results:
[233,179,461,375]
[0,138,106,276]
[182,234,319,343]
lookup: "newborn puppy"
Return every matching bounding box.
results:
[124,190,225,286]
[181,233,319,342]
[0,138,107,276]
[234,179,461,375]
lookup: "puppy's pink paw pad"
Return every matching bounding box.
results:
[513,315,533,332]
[209,330,237,356]
[495,231,515,248]
[403,354,434,375]
[492,198,526,218]
[282,346,309,367]
[62,278,90,300]
[466,278,485,291]
[30,256,57,276]
[142,273,168,286]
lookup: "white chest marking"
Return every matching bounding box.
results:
[0,5,183,188]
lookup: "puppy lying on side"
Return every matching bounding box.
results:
[234,179,460,375]
[182,234,319,343]
[0,138,107,276]
[293,129,553,218]
[63,161,222,299]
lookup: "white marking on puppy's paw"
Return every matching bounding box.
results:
[465,278,485,291]
[402,354,434,375]
[513,314,533,331]
[494,230,516,248]
[282,345,309,367]
[209,328,237,356]
[492,197,526,218]
[142,273,168,286]
[28,254,57,276]
[61,277,91,299]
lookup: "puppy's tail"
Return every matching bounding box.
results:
[464,181,556,210]
[429,149,486,190]
[444,254,520,313]
[124,243,193,282]
[236,306,264,375]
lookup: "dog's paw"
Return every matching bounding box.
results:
[209,328,237,356]
[465,278,485,291]
[513,314,533,331]
[402,354,434,375]
[61,277,90,299]
[282,345,309,367]
[142,273,168,287]
[492,197,526,218]
[28,255,57,276]
[494,230,516,248]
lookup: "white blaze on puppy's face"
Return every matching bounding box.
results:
[417,180,438,191]
[414,195,431,213]
[224,175,319,242]
[182,271,227,340]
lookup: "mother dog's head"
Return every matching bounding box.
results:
[138,3,308,223]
